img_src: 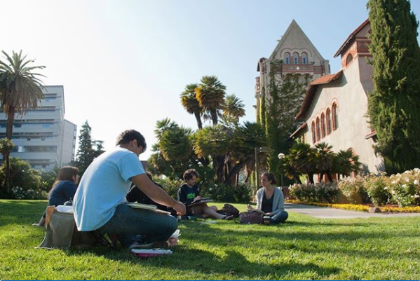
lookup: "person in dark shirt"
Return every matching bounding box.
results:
[34,166,79,226]
[178,169,232,220]
[126,172,170,212]
[247,172,288,224]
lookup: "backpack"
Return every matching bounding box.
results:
[217,203,240,217]
[237,210,264,224]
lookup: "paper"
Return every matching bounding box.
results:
[189,198,213,207]
[126,203,157,211]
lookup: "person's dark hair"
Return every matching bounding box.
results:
[49,166,79,197]
[115,129,147,152]
[183,169,199,181]
[262,172,277,185]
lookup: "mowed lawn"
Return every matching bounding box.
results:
[1,199,419,280]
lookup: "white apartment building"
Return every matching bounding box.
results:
[0,85,77,171]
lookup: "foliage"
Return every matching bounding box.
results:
[338,175,370,204]
[387,169,420,207]
[288,182,339,203]
[153,177,184,199]
[73,121,104,177]
[180,83,203,129]
[200,182,252,203]
[264,61,312,180]
[195,76,226,126]
[221,94,245,126]
[367,0,420,172]
[365,173,390,206]
[0,158,46,199]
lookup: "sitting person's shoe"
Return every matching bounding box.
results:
[129,240,169,250]
[263,216,271,225]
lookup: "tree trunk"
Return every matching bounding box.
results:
[4,107,16,191]
[194,111,202,129]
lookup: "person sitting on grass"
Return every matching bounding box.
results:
[126,171,172,213]
[247,172,288,224]
[33,166,79,227]
[178,169,233,220]
[73,129,186,249]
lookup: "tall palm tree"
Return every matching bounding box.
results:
[195,76,226,126]
[222,94,245,125]
[0,50,45,190]
[0,51,45,139]
[180,83,203,129]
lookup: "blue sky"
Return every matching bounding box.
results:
[2,0,419,160]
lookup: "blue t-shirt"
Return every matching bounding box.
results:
[49,180,77,206]
[73,147,145,231]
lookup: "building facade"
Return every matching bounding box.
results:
[0,85,77,171]
[255,20,330,122]
[293,20,384,174]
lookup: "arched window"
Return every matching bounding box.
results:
[311,121,316,143]
[332,103,338,130]
[321,113,326,138]
[316,117,321,142]
[302,52,308,64]
[326,108,332,135]
[284,52,290,64]
[294,53,299,64]
[346,54,353,66]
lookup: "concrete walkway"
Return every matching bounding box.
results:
[285,203,420,219]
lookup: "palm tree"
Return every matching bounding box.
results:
[221,94,245,125]
[195,76,226,125]
[0,50,45,190]
[314,142,335,182]
[0,138,14,191]
[180,83,203,129]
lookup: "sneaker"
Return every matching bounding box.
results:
[129,240,169,250]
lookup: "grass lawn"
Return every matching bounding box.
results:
[1,199,420,280]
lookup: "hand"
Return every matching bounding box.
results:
[173,201,186,216]
[194,196,202,201]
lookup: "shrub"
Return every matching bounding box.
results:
[365,173,390,206]
[387,169,420,207]
[153,177,183,199]
[338,176,370,204]
[200,182,252,203]
[289,182,338,203]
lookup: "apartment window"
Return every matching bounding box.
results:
[326,108,332,134]
[302,52,308,64]
[294,53,299,64]
[311,121,316,143]
[332,103,338,130]
[285,52,290,64]
[316,117,321,142]
[321,113,326,138]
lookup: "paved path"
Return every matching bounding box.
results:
[285,203,420,219]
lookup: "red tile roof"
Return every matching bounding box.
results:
[295,70,343,120]
[334,19,370,58]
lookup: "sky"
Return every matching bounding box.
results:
[1,0,419,161]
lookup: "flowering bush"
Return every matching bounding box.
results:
[10,186,47,200]
[338,175,370,204]
[387,168,420,207]
[289,182,339,203]
[365,173,390,206]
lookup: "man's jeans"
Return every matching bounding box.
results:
[98,204,177,246]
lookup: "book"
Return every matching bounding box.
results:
[126,202,157,211]
[131,248,173,258]
[188,198,213,207]
[126,202,171,215]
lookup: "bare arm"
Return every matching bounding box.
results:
[131,174,186,215]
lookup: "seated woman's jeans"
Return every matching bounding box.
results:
[98,204,177,246]
[270,211,288,224]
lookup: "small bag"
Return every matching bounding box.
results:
[218,203,240,217]
[238,211,264,224]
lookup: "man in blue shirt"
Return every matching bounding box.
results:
[73,129,186,248]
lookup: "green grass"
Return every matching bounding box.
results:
[1,200,420,280]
